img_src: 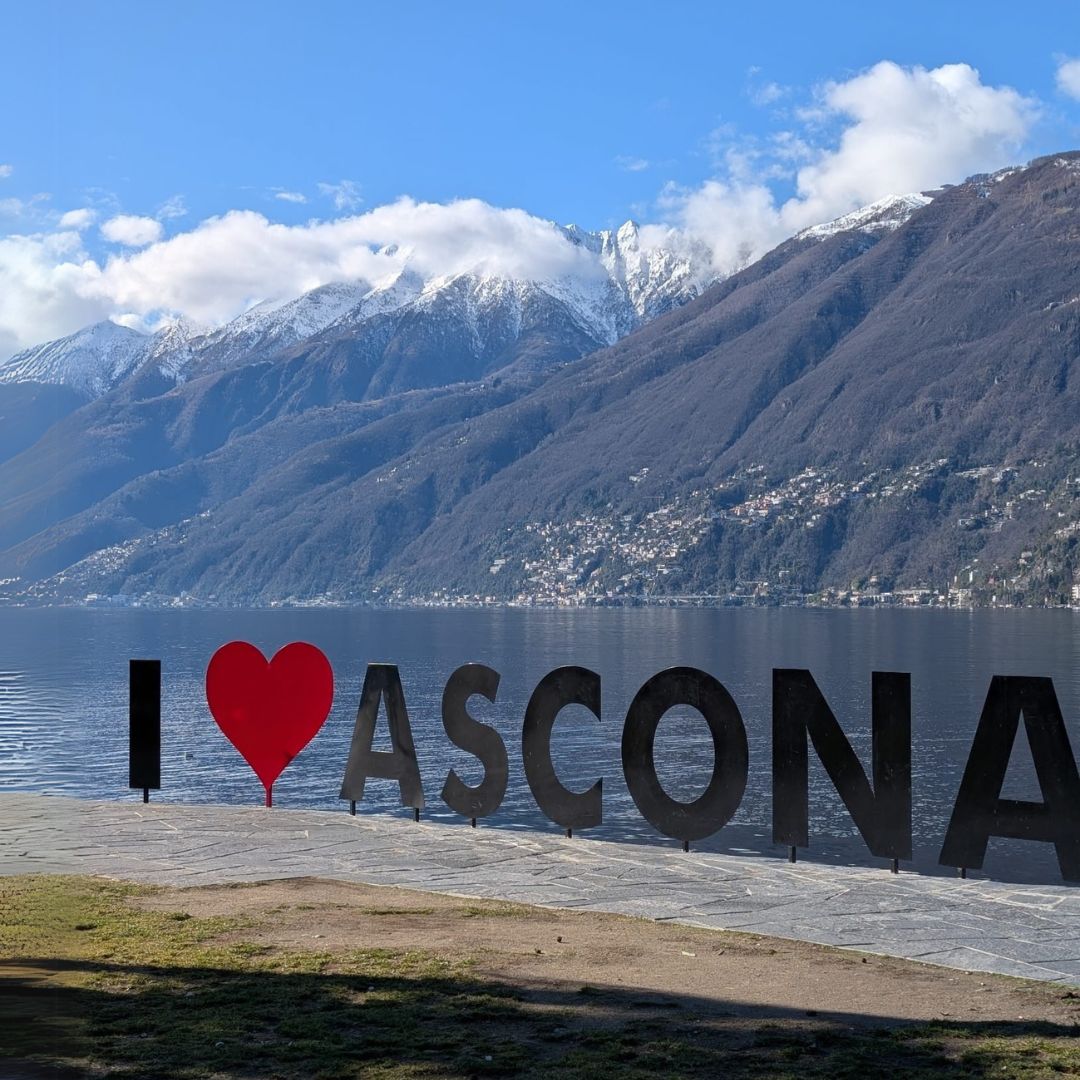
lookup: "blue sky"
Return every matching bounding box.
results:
[1,1,1079,354]
[4,1,1078,226]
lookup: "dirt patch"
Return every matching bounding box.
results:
[132,876,1080,1029]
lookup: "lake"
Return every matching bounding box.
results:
[1,606,1077,884]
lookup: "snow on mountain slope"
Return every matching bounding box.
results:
[295,268,426,338]
[563,220,707,322]
[317,222,706,363]
[195,221,705,368]
[176,280,378,376]
[0,321,150,398]
[797,193,933,242]
[140,317,207,382]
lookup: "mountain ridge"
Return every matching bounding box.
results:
[0,219,710,399]
[5,158,1078,608]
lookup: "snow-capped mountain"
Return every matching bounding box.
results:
[0,321,152,398]
[0,221,710,400]
[0,197,935,403]
[162,224,706,388]
[561,220,708,329]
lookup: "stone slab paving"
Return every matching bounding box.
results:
[2,792,1079,985]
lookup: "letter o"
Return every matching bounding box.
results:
[621,667,748,842]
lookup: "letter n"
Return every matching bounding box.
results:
[939,676,1080,882]
[773,669,911,860]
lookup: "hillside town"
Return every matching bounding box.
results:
[4,455,1080,612]
[399,457,1080,610]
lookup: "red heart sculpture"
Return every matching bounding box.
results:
[206,641,334,806]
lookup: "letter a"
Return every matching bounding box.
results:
[340,663,424,810]
[939,676,1080,882]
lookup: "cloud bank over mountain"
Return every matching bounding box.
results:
[0,60,1050,359]
[652,62,1035,274]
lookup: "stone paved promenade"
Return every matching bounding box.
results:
[3,792,1079,986]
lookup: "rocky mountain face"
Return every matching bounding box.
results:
[4,157,1080,608]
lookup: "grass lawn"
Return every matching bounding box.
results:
[1,874,1078,1078]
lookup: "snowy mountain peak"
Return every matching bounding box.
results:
[217,280,370,341]
[0,222,711,397]
[0,320,149,398]
[0,192,942,401]
[142,316,210,382]
[616,219,641,247]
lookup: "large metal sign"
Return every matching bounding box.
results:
[125,641,1080,883]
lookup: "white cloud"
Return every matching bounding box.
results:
[0,192,51,223]
[615,156,650,173]
[1056,57,1080,101]
[750,81,786,106]
[648,179,783,276]
[100,214,164,247]
[789,62,1034,227]
[0,164,12,179]
[660,61,1037,274]
[91,201,603,326]
[0,198,605,355]
[274,190,308,204]
[58,208,95,230]
[317,179,362,211]
[0,230,105,360]
[157,195,188,220]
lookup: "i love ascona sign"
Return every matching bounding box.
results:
[124,641,1080,884]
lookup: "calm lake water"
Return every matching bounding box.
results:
[1,606,1077,884]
